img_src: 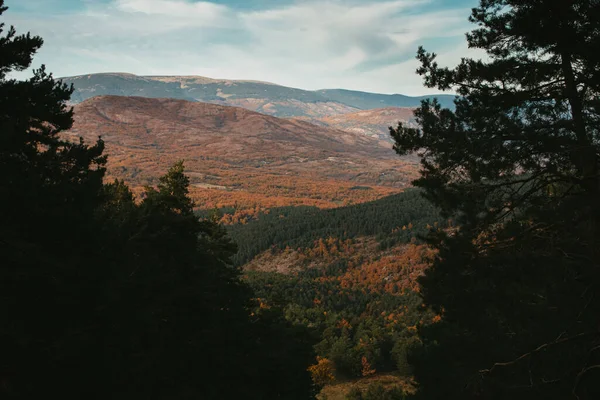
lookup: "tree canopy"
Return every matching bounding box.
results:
[0,2,315,398]
[391,1,600,399]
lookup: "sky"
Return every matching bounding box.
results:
[5,0,481,95]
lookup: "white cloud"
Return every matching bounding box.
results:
[6,0,477,95]
[114,0,232,25]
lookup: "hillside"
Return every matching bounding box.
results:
[66,96,418,210]
[227,190,444,390]
[293,107,419,142]
[62,73,455,118]
[317,89,455,110]
[217,189,440,266]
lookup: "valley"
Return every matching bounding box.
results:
[5,0,597,398]
[61,83,441,396]
[222,189,444,398]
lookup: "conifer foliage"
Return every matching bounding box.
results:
[0,2,314,399]
[392,1,600,399]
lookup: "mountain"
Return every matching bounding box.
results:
[291,107,418,142]
[66,96,418,211]
[317,88,455,110]
[62,73,455,118]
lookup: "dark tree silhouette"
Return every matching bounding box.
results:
[0,1,108,396]
[0,2,315,399]
[391,1,600,399]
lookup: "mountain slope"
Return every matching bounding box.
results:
[292,107,418,142]
[62,73,454,118]
[65,96,418,209]
[317,88,456,110]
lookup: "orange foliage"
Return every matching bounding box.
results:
[337,318,352,330]
[308,357,336,386]
[361,356,377,377]
[300,237,358,260]
[253,298,270,309]
[338,244,436,294]
[246,237,436,306]
[117,170,401,223]
[68,96,419,224]
[108,163,401,222]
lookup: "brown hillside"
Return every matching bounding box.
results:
[293,107,418,142]
[215,98,360,118]
[66,96,418,209]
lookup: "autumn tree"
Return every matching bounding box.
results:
[391,0,600,399]
[361,356,376,377]
[308,356,336,387]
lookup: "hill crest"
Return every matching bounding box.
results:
[62,72,455,118]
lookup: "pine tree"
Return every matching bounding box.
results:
[391,1,600,399]
[0,1,108,397]
[96,163,317,400]
[0,2,316,398]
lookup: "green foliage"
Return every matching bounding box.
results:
[392,1,600,399]
[244,249,431,380]
[392,336,420,376]
[235,192,441,381]
[218,189,443,266]
[329,332,360,377]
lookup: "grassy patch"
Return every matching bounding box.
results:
[319,373,415,400]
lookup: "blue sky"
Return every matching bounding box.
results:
[5,0,480,95]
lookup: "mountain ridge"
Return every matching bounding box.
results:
[66,72,281,86]
[62,72,456,118]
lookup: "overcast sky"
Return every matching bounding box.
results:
[6,0,480,95]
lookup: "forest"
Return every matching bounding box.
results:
[2,0,600,399]
[213,190,444,388]
[243,242,437,380]
[199,188,445,265]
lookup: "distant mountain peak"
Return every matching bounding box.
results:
[61,72,456,118]
[143,75,280,87]
[67,72,140,79]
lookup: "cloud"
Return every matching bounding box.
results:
[6,0,478,95]
[114,0,232,24]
